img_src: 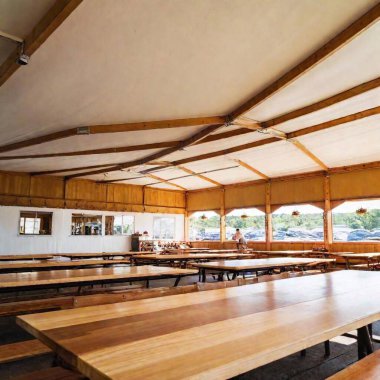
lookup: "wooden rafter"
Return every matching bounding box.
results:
[144,173,187,191]
[0,116,225,154]
[32,164,115,176]
[176,166,222,186]
[229,2,380,120]
[233,159,269,180]
[64,123,226,179]
[0,0,83,87]
[287,139,328,170]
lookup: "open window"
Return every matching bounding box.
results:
[332,199,380,242]
[272,204,324,241]
[19,211,53,235]
[189,211,220,241]
[226,208,265,241]
[105,215,134,235]
[71,214,102,235]
[153,217,175,239]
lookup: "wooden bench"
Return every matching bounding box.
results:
[13,366,86,380]
[0,339,51,364]
[328,350,380,379]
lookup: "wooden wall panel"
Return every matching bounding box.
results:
[65,180,107,202]
[225,183,266,209]
[144,188,185,208]
[0,172,30,196]
[30,176,64,199]
[187,189,223,211]
[107,184,143,205]
[330,168,380,200]
[271,176,324,206]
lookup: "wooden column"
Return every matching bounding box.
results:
[220,188,226,247]
[184,192,189,241]
[324,175,333,250]
[265,182,272,250]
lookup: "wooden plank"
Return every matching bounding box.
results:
[0,0,83,87]
[288,139,329,170]
[0,116,224,154]
[177,166,222,186]
[65,124,225,179]
[0,339,50,364]
[229,3,380,119]
[327,350,380,379]
[0,255,53,261]
[14,367,86,380]
[17,271,380,380]
[234,159,269,179]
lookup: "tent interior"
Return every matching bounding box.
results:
[0,1,379,379]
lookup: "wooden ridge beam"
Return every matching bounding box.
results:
[64,123,226,179]
[0,0,83,87]
[229,3,380,120]
[0,116,225,154]
[176,166,222,186]
[233,159,269,179]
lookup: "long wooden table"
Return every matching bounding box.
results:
[132,253,254,267]
[0,254,54,261]
[192,257,334,282]
[0,259,130,273]
[0,266,198,293]
[253,250,315,257]
[18,271,380,380]
[56,252,150,260]
[327,252,380,269]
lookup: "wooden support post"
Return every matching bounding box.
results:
[324,175,333,250]
[184,192,189,242]
[265,182,272,251]
[220,188,226,247]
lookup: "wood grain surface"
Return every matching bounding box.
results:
[191,258,334,271]
[0,266,197,289]
[0,255,54,261]
[18,271,380,380]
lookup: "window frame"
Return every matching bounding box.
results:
[332,198,380,244]
[153,216,176,240]
[271,203,324,243]
[105,215,135,236]
[19,211,53,236]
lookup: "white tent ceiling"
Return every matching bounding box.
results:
[0,0,379,191]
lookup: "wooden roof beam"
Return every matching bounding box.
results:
[287,139,328,170]
[229,2,380,120]
[233,159,269,180]
[0,0,83,87]
[64,123,226,179]
[176,166,222,186]
[144,173,187,191]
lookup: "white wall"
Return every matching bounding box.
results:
[0,205,184,255]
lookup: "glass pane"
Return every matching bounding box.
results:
[153,217,175,239]
[24,218,35,234]
[272,204,324,241]
[189,211,220,241]
[226,208,265,241]
[19,212,53,235]
[333,200,380,242]
[122,215,134,235]
[71,214,102,235]
[113,216,123,235]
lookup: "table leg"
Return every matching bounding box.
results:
[357,325,374,359]
[201,268,206,283]
[145,279,150,288]
[345,258,350,269]
[174,276,181,287]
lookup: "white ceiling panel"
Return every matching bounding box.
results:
[246,22,380,122]
[146,183,180,191]
[205,166,261,185]
[170,176,217,190]
[298,116,380,167]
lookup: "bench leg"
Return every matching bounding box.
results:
[174,276,181,287]
[201,269,206,283]
[324,340,331,357]
[357,325,374,359]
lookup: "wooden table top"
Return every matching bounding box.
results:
[0,266,197,289]
[18,271,380,380]
[328,252,380,258]
[134,253,253,261]
[56,252,149,259]
[192,257,334,271]
[0,259,130,271]
[253,250,314,256]
[327,349,380,379]
[0,254,54,261]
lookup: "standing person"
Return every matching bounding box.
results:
[232,228,247,251]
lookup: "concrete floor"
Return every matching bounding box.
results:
[0,274,378,379]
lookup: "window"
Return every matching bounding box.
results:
[71,214,102,235]
[153,217,175,239]
[333,200,380,242]
[226,208,265,241]
[189,211,220,241]
[19,211,52,235]
[272,204,324,241]
[105,215,134,235]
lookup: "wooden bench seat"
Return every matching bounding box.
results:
[14,367,86,380]
[0,339,51,364]
[328,350,380,379]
